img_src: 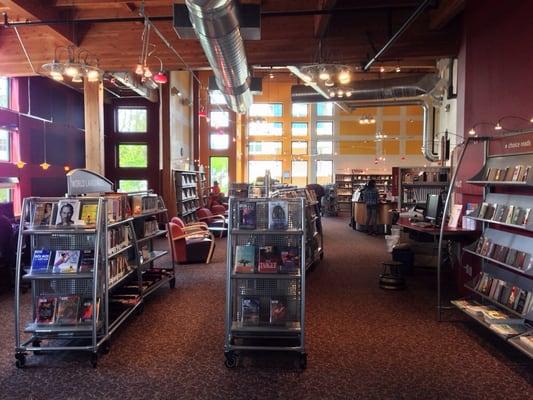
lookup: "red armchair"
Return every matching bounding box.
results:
[170,216,209,234]
[196,207,228,238]
[168,222,215,264]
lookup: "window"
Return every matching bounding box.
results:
[292,103,308,117]
[249,103,282,117]
[316,102,333,116]
[210,133,230,150]
[0,129,9,161]
[316,121,333,136]
[248,121,282,136]
[117,108,147,133]
[292,161,307,187]
[291,141,307,155]
[118,144,148,168]
[291,122,307,136]
[0,188,11,202]
[210,156,229,194]
[118,180,148,192]
[248,160,282,182]
[248,141,282,155]
[210,111,230,128]
[316,160,333,185]
[0,77,8,109]
[317,141,333,155]
[209,90,227,105]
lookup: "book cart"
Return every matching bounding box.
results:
[224,197,308,369]
[14,170,174,368]
[441,132,533,357]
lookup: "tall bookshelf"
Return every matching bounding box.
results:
[174,170,200,223]
[395,166,450,208]
[335,172,392,211]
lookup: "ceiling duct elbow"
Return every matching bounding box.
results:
[185,0,252,113]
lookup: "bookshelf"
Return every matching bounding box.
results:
[335,172,393,212]
[395,166,450,208]
[174,170,200,224]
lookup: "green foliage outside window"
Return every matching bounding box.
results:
[118,180,148,192]
[118,144,148,168]
[117,108,147,132]
[210,157,229,194]
[0,188,10,203]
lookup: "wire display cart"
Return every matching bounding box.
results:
[224,197,307,369]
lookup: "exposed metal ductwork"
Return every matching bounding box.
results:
[291,73,441,161]
[185,0,252,113]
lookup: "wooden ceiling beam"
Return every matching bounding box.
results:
[314,0,337,38]
[429,0,465,30]
[3,0,76,46]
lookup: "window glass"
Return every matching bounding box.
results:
[291,122,307,136]
[317,141,333,155]
[316,102,333,116]
[117,108,147,133]
[291,161,307,187]
[210,156,229,194]
[0,129,9,161]
[210,133,230,150]
[248,121,282,136]
[0,188,10,202]
[118,144,148,168]
[118,180,148,192]
[292,103,308,117]
[249,103,282,117]
[248,160,282,182]
[316,160,333,185]
[210,111,229,128]
[248,141,282,155]
[209,90,226,105]
[0,77,8,109]
[316,121,333,136]
[291,141,307,155]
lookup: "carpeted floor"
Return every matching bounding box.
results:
[0,216,531,399]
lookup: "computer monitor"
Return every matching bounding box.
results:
[425,194,442,225]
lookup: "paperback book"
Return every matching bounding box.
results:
[78,250,95,273]
[55,199,81,226]
[234,245,256,273]
[56,295,80,325]
[268,201,288,230]
[448,204,463,228]
[238,202,256,229]
[30,249,52,274]
[35,296,57,325]
[258,246,281,273]
[241,297,260,326]
[269,298,288,325]
[80,203,98,225]
[52,250,80,273]
[279,246,300,273]
[31,202,55,226]
[79,298,100,324]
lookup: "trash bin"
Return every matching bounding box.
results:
[392,243,414,275]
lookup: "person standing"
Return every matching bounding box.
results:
[363,179,379,235]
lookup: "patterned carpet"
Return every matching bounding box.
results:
[0,216,531,399]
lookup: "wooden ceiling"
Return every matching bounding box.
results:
[0,0,464,77]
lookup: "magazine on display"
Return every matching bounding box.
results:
[238,202,256,230]
[55,199,81,226]
[30,249,52,273]
[80,203,98,226]
[234,245,256,273]
[52,250,80,273]
[268,201,288,230]
[269,298,288,325]
[279,246,300,273]
[35,296,57,325]
[241,297,260,326]
[31,202,56,226]
[258,246,281,273]
[56,295,80,325]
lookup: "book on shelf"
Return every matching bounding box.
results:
[519,335,533,350]
[30,249,52,273]
[492,204,508,222]
[234,245,256,273]
[258,246,281,273]
[484,204,496,220]
[482,310,525,325]
[279,246,300,273]
[238,202,256,229]
[55,199,82,226]
[79,203,98,226]
[78,250,95,273]
[493,169,502,181]
[30,202,55,226]
[479,238,492,256]
[477,202,488,218]
[505,205,515,224]
[269,298,288,325]
[52,250,80,273]
[505,249,518,266]
[514,251,528,270]
[79,298,100,324]
[241,297,260,326]
[511,165,523,181]
[522,165,531,182]
[55,295,80,325]
[268,201,288,230]
[448,204,463,228]
[35,296,57,325]
[523,208,531,226]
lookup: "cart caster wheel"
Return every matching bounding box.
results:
[101,341,111,355]
[15,354,26,369]
[224,352,237,369]
[169,277,176,289]
[32,340,43,356]
[90,353,98,368]
[298,353,307,370]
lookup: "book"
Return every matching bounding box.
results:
[55,295,80,325]
[489,323,528,338]
[500,167,510,181]
[258,246,280,273]
[478,202,488,219]
[31,202,55,226]
[475,237,486,254]
[484,168,493,180]
[483,310,524,325]
[35,296,57,325]
[241,297,260,326]
[515,290,528,314]
[521,166,531,182]
[55,199,81,226]
[279,246,300,273]
[234,245,256,273]
[487,168,498,181]
[52,250,80,273]
[269,298,288,324]
[80,203,98,225]
[78,250,95,273]
[514,251,527,269]
[519,335,533,350]
[30,249,51,273]
[79,298,100,324]
[511,165,523,181]
[493,169,502,181]
[480,239,492,256]
[523,208,531,226]
[268,201,288,230]
[512,207,525,225]
[484,204,496,220]
[505,205,515,224]
[493,204,507,222]
[505,249,517,266]
[238,202,256,229]
[448,204,463,228]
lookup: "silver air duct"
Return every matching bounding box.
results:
[185,0,252,114]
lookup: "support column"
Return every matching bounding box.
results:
[160,83,176,218]
[83,80,104,174]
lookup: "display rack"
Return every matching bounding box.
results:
[224,197,307,369]
[395,166,449,209]
[446,135,533,358]
[174,170,200,224]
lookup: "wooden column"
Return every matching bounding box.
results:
[160,83,175,218]
[83,80,104,174]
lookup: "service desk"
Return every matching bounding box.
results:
[352,201,396,233]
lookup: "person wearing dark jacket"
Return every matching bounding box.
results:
[362,179,379,235]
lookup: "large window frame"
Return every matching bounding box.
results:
[249,103,283,117]
[0,129,10,162]
[248,141,283,155]
[0,77,9,109]
[248,121,283,136]
[117,143,148,168]
[116,107,148,133]
[316,160,333,185]
[248,160,282,182]
[0,188,11,203]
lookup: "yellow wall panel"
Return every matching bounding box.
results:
[405,140,423,155]
[406,120,423,135]
[405,105,423,116]
[339,120,376,135]
[382,140,400,155]
[339,107,378,117]
[382,120,401,135]
[382,106,402,115]
[339,141,376,155]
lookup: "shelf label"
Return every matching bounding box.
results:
[489,132,533,156]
